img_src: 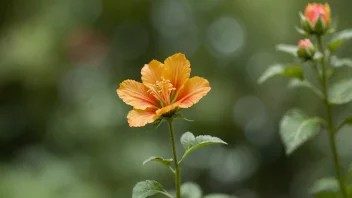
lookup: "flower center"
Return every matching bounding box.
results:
[147,78,176,106]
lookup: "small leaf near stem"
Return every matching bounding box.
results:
[336,116,352,133]
[328,78,352,105]
[330,56,352,68]
[132,180,173,198]
[288,79,324,99]
[276,44,298,56]
[143,156,175,174]
[310,177,340,196]
[258,64,304,84]
[279,108,324,155]
[179,132,227,165]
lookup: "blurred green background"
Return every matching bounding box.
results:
[0,0,351,197]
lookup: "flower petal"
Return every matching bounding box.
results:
[163,53,191,91]
[323,3,331,24]
[127,108,157,127]
[155,102,181,118]
[177,76,211,108]
[141,60,164,85]
[117,80,159,109]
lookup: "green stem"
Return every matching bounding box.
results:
[167,119,181,198]
[316,36,348,198]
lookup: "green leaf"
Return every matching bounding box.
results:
[132,180,171,198]
[310,177,339,197]
[330,56,352,68]
[181,182,202,198]
[203,194,238,198]
[179,132,227,164]
[180,132,196,150]
[288,79,324,99]
[276,44,298,56]
[328,29,352,52]
[337,116,352,132]
[295,27,309,36]
[328,78,352,105]
[328,39,344,52]
[280,109,322,155]
[143,156,173,167]
[258,64,304,84]
[331,29,352,41]
[153,118,165,129]
[173,114,194,122]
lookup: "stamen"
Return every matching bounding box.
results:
[147,78,176,106]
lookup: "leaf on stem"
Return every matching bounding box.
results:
[330,56,352,68]
[336,116,352,133]
[143,156,173,167]
[288,79,324,99]
[280,109,323,155]
[173,114,194,122]
[179,132,227,164]
[310,177,340,198]
[153,118,165,129]
[180,132,196,150]
[180,182,202,198]
[258,64,304,84]
[328,78,352,105]
[328,29,352,52]
[132,180,171,198]
[276,44,298,56]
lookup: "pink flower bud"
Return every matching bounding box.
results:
[304,3,331,25]
[298,39,312,49]
[297,39,315,60]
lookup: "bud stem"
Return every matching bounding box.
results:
[316,35,348,198]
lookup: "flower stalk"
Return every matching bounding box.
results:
[316,35,348,198]
[167,119,181,198]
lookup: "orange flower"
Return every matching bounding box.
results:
[304,3,331,25]
[117,53,211,127]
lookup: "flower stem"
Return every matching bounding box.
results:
[316,35,348,198]
[167,119,181,198]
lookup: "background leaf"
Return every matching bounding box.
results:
[276,44,298,56]
[132,180,170,198]
[328,78,352,105]
[143,156,173,167]
[258,64,303,84]
[181,182,202,198]
[280,109,322,155]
